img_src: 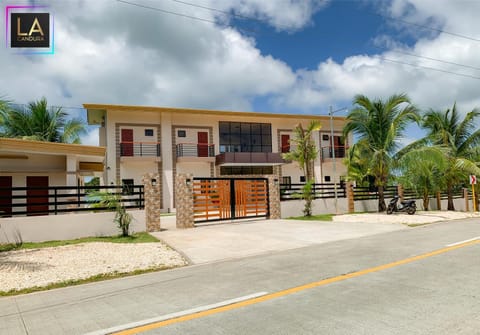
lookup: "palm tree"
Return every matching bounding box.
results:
[0,97,86,143]
[419,103,480,210]
[283,120,321,216]
[0,96,10,126]
[343,93,419,212]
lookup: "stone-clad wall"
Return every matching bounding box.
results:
[142,173,161,232]
[175,173,194,228]
[266,175,281,219]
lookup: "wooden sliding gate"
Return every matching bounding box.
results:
[193,178,269,223]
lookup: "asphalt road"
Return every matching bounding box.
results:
[1,218,480,335]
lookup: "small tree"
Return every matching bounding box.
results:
[283,120,321,216]
[93,190,132,237]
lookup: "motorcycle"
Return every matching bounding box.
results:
[386,196,416,215]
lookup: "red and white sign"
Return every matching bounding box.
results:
[470,175,477,185]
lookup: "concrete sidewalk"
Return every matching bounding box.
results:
[152,216,407,264]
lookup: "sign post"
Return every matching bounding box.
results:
[470,175,477,211]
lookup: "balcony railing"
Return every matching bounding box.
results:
[321,145,348,160]
[176,143,215,157]
[120,142,161,157]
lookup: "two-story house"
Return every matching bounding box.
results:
[84,104,350,212]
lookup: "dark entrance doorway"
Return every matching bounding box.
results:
[197,132,209,157]
[121,129,134,156]
[27,176,49,216]
[0,176,12,217]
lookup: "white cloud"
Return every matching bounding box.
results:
[2,0,480,143]
[1,0,302,112]
[276,1,480,114]
[82,128,99,146]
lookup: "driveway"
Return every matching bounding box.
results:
[153,211,480,264]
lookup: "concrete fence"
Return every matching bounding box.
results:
[0,210,146,243]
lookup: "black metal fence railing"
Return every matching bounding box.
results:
[353,186,398,200]
[280,183,346,201]
[176,143,215,157]
[0,185,144,217]
[321,146,348,159]
[120,142,161,157]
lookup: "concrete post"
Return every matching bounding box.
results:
[436,191,441,210]
[464,188,469,212]
[175,173,194,228]
[267,175,281,219]
[142,173,161,232]
[346,181,354,213]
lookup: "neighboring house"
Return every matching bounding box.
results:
[0,138,105,216]
[84,104,350,212]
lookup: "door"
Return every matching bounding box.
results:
[0,176,12,217]
[281,134,290,153]
[197,132,209,157]
[121,129,134,156]
[27,176,49,216]
[333,136,345,157]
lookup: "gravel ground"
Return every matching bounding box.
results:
[0,242,187,292]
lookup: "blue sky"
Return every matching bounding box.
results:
[2,0,480,145]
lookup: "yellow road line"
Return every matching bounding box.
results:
[112,238,480,335]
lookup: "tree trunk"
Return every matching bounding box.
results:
[447,184,455,211]
[423,193,429,211]
[378,185,386,212]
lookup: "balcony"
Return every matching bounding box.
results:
[176,143,215,162]
[120,142,161,161]
[321,145,348,160]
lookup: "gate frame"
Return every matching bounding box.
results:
[192,177,270,224]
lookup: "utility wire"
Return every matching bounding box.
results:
[116,0,218,24]
[117,0,480,81]
[373,46,480,71]
[9,103,86,110]
[381,57,480,80]
[376,13,480,43]
[164,0,293,31]
[116,0,260,34]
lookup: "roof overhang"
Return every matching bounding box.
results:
[0,138,105,157]
[83,103,345,121]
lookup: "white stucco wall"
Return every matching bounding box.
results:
[176,162,211,177]
[120,161,158,185]
[281,198,349,217]
[1,154,65,171]
[0,210,146,243]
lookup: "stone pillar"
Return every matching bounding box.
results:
[267,175,281,219]
[464,188,469,212]
[398,184,404,202]
[175,173,194,228]
[142,173,161,232]
[346,181,354,213]
[436,191,441,210]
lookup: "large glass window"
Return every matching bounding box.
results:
[219,121,272,153]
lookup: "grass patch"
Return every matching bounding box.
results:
[0,265,181,297]
[0,232,159,253]
[287,214,334,221]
